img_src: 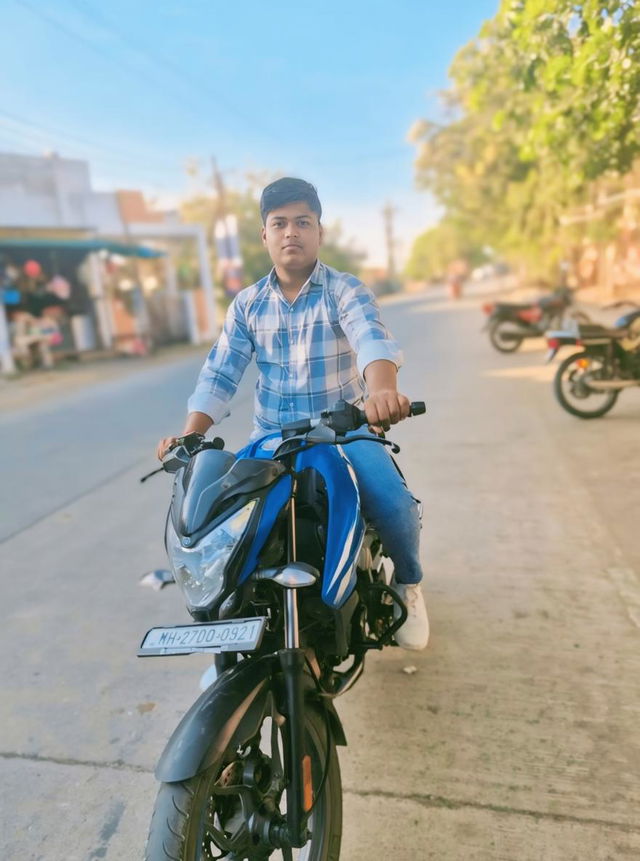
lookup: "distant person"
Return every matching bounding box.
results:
[156,177,429,649]
[446,258,468,300]
[19,260,66,320]
[11,260,65,369]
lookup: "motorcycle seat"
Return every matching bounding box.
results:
[614,309,640,328]
[493,301,535,312]
[577,323,628,340]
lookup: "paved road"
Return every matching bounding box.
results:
[2,289,639,860]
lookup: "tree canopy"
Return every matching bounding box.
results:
[405,219,488,281]
[180,183,364,291]
[408,0,640,278]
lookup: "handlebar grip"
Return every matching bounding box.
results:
[357,402,425,426]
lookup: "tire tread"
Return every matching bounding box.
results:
[553,350,619,418]
[145,706,341,861]
[145,780,194,861]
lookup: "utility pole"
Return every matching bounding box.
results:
[382,202,397,280]
[211,158,226,230]
[211,157,242,295]
[0,294,16,374]
[211,156,229,257]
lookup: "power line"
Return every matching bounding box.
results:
[0,131,175,184]
[70,0,278,140]
[12,0,414,184]
[0,128,43,157]
[312,146,411,167]
[0,121,179,182]
[0,118,178,193]
[0,109,179,172]
[14,0,227,131]
[13,0,420,191]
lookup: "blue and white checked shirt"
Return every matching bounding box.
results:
[188,260,403,434]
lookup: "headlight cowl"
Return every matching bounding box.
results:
[166,500,257,609]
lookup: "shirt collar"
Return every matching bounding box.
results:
[309,259,325,286]
[266,259,325,299]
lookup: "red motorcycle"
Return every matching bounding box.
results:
[482,287,588,353]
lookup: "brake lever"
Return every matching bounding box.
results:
[338,434,401,454]
[306,423,337,443]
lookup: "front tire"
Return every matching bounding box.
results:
[554,351,619,419]
[488,319,524,352]
[145,705,341,861]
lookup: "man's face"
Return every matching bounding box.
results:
[262,201,323,271]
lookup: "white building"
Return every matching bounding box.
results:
[0,152,218,373]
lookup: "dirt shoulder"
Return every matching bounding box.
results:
[0,342,206,414]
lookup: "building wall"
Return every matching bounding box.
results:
[0,152,122,232]
[0,151,217,348]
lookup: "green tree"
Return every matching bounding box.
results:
[180,188,272,288]
[409,0,640,277]
[180,185,364,288]
[319,222,365,273]
[405,219,487,281]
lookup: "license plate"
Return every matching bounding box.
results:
[138,617,267,657]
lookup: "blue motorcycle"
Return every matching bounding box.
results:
[140,399,425,861]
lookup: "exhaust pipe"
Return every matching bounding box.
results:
[588,379,640,391]
[497,328,533,341]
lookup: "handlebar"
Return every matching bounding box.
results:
[320,399,426,434]
[172,433,224,455]
[142,399,427,482]
[139,434,224,482]
[274,399,427,458]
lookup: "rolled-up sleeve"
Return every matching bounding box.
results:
[334,276,404,377]
[187,295,254,423]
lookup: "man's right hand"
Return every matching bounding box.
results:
[156,436,179,461]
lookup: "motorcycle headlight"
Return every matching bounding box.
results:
[167,500,257,609]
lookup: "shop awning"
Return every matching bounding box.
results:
[0,237,165,258]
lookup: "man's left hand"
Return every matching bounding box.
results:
[364,389,410,434]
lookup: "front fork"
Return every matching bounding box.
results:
[279,478,313,848]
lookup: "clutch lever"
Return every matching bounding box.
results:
[140,435,225,483]
[140,466,164,483]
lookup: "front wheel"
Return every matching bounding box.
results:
[488,319,524,352]
[554,351,619,419]
[145,705,341,861]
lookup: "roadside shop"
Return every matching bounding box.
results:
[0,237,165,374]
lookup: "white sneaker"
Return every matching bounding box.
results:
[392,581,430,650]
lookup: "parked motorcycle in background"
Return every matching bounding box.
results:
[482,287,589,353]
[546,304,640,418]
[139,399,426,861]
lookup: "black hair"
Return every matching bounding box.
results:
[260,177,322,224]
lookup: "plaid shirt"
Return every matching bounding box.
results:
[188,260,403,434]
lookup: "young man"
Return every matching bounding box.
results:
[157,178,429,650]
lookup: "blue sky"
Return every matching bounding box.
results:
[1,0,499,265]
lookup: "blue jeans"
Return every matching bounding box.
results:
[344,433,423,585]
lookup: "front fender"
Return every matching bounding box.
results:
[156,654,277,782]
[155,655,348,783]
